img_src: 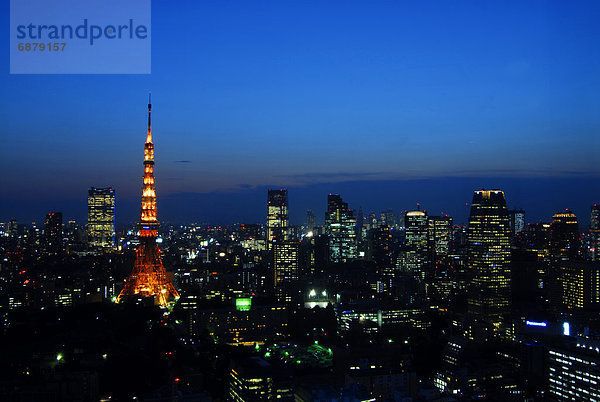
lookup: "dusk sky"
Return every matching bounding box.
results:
[1,1,600,225]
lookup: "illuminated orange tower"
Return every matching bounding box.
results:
[117,94,180,306]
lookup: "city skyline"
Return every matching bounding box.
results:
[5,2,600,400]
[2,176,599,229]
[2,0,600,224]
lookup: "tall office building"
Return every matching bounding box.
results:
[427,215,452,258]
[509,209,526,236]
[381,209,397,228]
[558,261,600,309]
[590,204,600,261]
[522,222,552,302]
[325,194,357,263]
[305,209,316,233]
[369,225,392,268]
[550,210,581,261]
[405,210,428,276]
[274,242,299,286]
[592,205,600,231]
[466,189,512,339]
[548,210,582,310]
[273,242,300,303]
[356,207,365,242]
[45,212,63,254]
[364,212,378,230]
[267,189,289,245]
[7,219,19,238]
[87,187,115,249]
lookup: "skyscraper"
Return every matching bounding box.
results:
[369,225,392,268]
[273,242,300,303]
[356,207,365,242]
[590,204,600,261]
[592,204,600,231]
[267,189,289,245]
[404,210,428,276]
[558,261,600,309]
[325,194,357,263]
[466,189,512,339]
[87,187,115,249]
[381,209,397,228]
[547,210,583,310]
[427,215,452,258]
[45,212,63,254]
[550,210,581,261]
[117,95,179,307]
[305,209,316,234]
[509,209,526,236]
[273,242,299,286]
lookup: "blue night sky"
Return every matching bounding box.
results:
[1,1,600,226]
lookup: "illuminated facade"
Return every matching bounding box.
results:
[509,209,526,236]
[266,189,289,246]
[548,343,600,401]
[559,261,600,309]
[325,194,357,263]
[87,187,115,249]
[117,96,180,307]
[192,305,288,345]
[273,242,299,303]
[590,204,600,261]
[434,337,466,396]
[466,189,512,339]
[273,242,299,286]
[405,210,428,276]
[229,357,293,401]
[592,204,600,232]
[427,215,452,257]
[339,307,430,332]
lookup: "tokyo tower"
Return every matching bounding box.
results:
[117,94,180,306]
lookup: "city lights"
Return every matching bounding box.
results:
[2,2,598,400]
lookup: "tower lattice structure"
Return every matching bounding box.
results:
[117,95,180,306]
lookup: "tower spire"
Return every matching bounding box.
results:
[146,91,152,143]
[117,95,180,307]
